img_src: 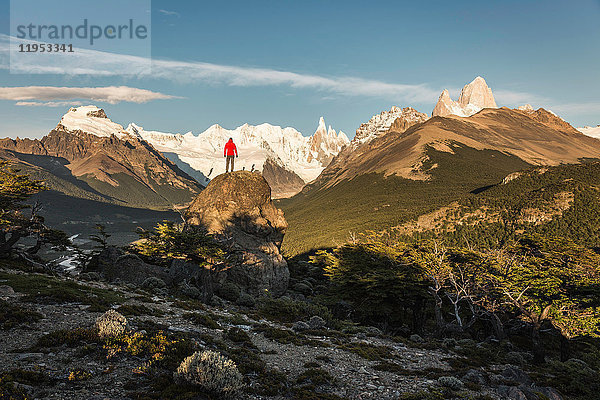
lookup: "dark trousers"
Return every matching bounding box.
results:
[226,155,235,172]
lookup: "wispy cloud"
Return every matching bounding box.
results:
[0,86,179,104]
[16,101,83,107]
[1,34,596,118]
[549,102,600,115]
[493,89,548,106]
[0,35,439,103]
[158,9,180,17]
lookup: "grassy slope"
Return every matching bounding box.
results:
[279,143,531,256]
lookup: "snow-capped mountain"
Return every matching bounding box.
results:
[0,106,202,209]
[578,125,600,139]
[432,76,497,117]
[129,118,349,196]
[353,106,429,146]
[58,106,134,139]
[48,105,349,197]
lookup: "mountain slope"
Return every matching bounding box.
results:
[0,106,202,210]
[311,107,600,189]
[398,161,600,250]
[279,107,600,255]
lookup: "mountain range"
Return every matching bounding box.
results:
[129,116,349,198]
[0,106,349,212]
[278,77,600,254]
[2,76,600,254]
[0,106,202,210]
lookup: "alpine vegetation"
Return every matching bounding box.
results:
[174,350,244,397]
[94,310,128,338]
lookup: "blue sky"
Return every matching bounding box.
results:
[0,0,599,139]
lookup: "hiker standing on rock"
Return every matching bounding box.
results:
[224,137,238,173]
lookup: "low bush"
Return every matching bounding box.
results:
[174,350,244,398]
[95,310,128,338]
[0,299,42,329]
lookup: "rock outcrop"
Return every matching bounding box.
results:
[432,76,497,117]
[185,171,289,295]
[87,246,172,287]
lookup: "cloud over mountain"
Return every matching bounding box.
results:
[0,86,179,104]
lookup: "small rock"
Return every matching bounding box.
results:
[462,369,487,385]
[437,376,464,390]
[497,385,528,400]
[308,316,326,329]
[409,334,424,343]
[292,321,310,331]
[0,285,15,297]
[15,353,44,360]
[502,366,532,385]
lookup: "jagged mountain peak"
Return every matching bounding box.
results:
[518,104,534,111]
[458,76,497,109]
[354,106,429,145]
[318,116,326,129]
[432,76,497,117]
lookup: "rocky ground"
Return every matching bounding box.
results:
[0,260,573,400]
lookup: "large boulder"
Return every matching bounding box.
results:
[185,171,289,295]
[87,246,171,286]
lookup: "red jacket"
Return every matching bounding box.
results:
[224,139,238,156]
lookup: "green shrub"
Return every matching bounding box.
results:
[225,327,255,348]
[296,368,333,386]
[182,312,220,329]
[257,297,334,325]
[218,282,241,302]
[337,342,394,361]
[35,328,99,348]
[0,299,42,329]
[0,272,124,312]
[132,222,225,267]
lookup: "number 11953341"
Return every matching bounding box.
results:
[18,43,74,53]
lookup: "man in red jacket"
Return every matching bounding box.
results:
[224,137,238,173]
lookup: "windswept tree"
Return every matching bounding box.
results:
[313,231,430,332]
[485,235,600,362]
[0,161,69,259]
